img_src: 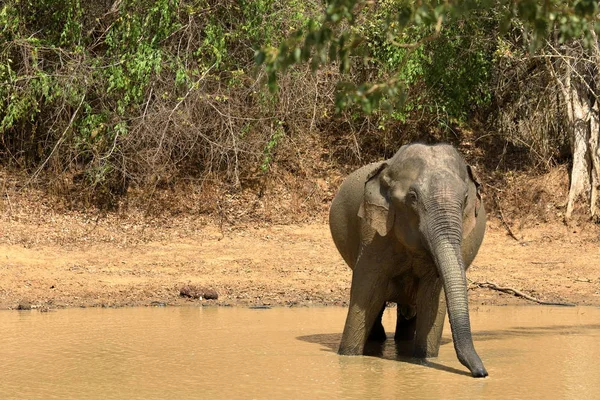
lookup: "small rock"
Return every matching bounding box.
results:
[17,302,32,311]
[179,285,203,299]
[203,289,219,300]
[179,285,218,300]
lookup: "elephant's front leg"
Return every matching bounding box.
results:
[413,279,446,358]
[339,266,388,355]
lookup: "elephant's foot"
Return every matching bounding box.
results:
[413,331,442,358]
[338,343,363,356]
[413,346,439,359]
[368,321,387,342]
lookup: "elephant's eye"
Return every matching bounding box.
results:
[407,190,418,206]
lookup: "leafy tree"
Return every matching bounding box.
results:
[0,1,321,203]
[258,0,600,220]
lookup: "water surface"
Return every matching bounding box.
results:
[0,306,598,399]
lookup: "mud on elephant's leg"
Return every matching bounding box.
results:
[394,304,417,341]
[413,280,446,358]
[338,267,388,356]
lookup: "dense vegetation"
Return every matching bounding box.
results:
[1,1,598,218]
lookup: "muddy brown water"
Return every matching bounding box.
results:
[0,306,598,399]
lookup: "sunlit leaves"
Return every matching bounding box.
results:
[257,0,600,114]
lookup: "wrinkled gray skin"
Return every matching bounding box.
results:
[329,143,487,378]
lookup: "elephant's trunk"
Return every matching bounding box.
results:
[424,192,488,378]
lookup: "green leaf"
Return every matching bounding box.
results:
[397,6,413,27]
[575,0,598,17]
[255,50,266,65]
[517,0,538,22]
[328,41,338,62]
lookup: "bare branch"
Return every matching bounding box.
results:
[470,280,575,307]
[493,194,520,242]
[26,94,86,185]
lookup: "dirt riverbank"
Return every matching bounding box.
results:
[0,210,598,310]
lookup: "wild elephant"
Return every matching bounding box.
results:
[329,143,487,377]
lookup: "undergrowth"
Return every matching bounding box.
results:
[0,1,571,214]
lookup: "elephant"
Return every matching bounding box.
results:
[329,143,488,378]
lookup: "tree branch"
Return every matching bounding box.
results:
[493,194,520,241]
[26,94,86,185]
[470,280,575,307]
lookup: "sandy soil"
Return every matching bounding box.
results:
[0,208,599,310]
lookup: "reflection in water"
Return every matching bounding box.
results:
[0,306,598,399]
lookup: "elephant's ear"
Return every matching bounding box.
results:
[358,163,395,236]
[467,165,483,217]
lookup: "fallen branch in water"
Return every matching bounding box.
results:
[469,280,575,307]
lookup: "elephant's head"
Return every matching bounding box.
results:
[358,143,487,377]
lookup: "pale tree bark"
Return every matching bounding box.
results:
[588,31,600,219]
[564,77,594,220]
[547,38,600,221]
[589,96,600,218]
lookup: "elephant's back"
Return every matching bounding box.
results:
[329,161,385,269]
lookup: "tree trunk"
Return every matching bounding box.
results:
[589,32,600,219]
[588,98,600,218]
[548,39,600,221]
[565,77,593,220]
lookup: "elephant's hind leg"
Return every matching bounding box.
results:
[394,305,417,341]
[367,305,387,342]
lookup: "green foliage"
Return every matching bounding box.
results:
[258,0,600,120]
[0,0,185,184]
[311,1,495,123]
[260,121,285,172]
[193,1,312,72]
[421,9,495,122]
[0,4,20,40]
[4,0,599,204]
[104,0,181,115]
[0,0,318,200]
